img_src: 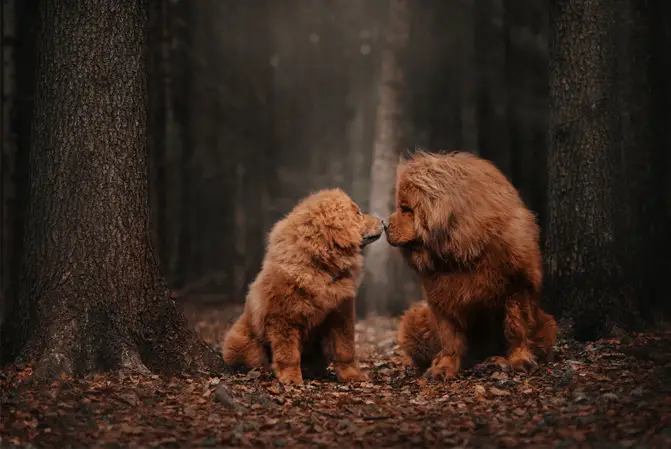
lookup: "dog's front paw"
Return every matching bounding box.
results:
[275,365,304,386]
[335,364,369,383]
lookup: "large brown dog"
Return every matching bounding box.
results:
[222,189,383,385]
[386,151,557,380]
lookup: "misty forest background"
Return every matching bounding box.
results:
[2,0,671,348]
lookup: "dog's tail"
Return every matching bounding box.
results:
[222,311,269,369]
[397,301,442,369]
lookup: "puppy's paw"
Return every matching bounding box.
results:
[424,354,459,381]
[507,347,538,373]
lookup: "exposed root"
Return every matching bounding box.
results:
[138,300,226,376]
[119,346,151,376]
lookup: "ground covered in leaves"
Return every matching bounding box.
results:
[2,304,671,448]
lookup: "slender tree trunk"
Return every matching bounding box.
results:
[342,0,382,213]
[1,0,223,378]
[364,0,414,316]
[649,0,671,318]
[1,0,18,323]
[180,1,271,302]
[1,0,37,327]
[503,0,549,220]
[180,0,234,298]
[147,0,171,280]
[474,0,511,176]
[617,0,669,323]
[545,0,642,340]
[457,0,479,154]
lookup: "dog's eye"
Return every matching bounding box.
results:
[400,205,413,214]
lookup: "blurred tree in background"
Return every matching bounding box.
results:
[1,0,670,345]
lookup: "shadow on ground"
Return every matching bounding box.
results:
[2,303,670,448]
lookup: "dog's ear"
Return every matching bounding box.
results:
[417,199,453,258]
[323,222,360,250]
[420,196,487,262]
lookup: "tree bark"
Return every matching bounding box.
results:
[364,0,416,316]
[1,0,223,378]
[545,0,642,340]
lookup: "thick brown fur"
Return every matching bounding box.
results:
[387,151,557,380]
[222,189,383,385]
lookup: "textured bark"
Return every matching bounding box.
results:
[363,0,416,316]
[1,0,223,378]
[545,0,641,340]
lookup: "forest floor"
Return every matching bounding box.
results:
[2,303,671,449]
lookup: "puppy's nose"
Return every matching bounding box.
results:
[373,215,388,230]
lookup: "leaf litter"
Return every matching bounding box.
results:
[1,303,670,448]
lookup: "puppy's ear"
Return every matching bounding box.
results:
[325,224,360,250]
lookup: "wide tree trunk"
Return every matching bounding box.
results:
[545,0,642,340]
[363,0,417,316]
[1,0,223,378]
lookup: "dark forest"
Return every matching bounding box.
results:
[1,0,671,447]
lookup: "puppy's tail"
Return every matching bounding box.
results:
[530,308,558,363]
[222,311,269,370]
[397,302,442,369]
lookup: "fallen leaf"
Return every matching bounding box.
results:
[490,387,510,397]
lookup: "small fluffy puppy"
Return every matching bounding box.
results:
[386,151,557,380]
[222,188,383,385]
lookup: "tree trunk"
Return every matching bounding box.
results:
[617,0,669,324]
[545,0,642,340]
[147,0,171,281]
[1,0,223,378]
[474,0,511,176]
[363,0,416,316]
[179,1,271,303]
[341,0,382,213]
[1,0,18,323]
[649,0,671,318]
[1,0,38,328]
[503,0,549,221]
